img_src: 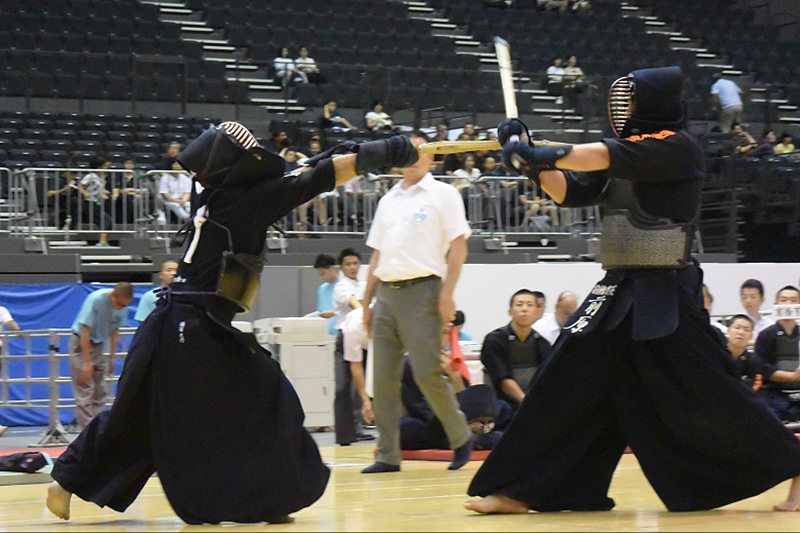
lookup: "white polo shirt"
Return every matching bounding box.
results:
[366,173,471,282]
[333,275,366,330]
[0,306,13,350]
[341,307,369,362]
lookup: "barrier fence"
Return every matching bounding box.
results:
[0,327,136,447]
[4,167,600,240]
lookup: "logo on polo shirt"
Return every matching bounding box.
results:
[413,207,428,230]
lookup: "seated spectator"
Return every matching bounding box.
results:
[158,159,192,223]
[562,55,585,111]
[726,314,762,391]
[702,284,729,337]
[453,154,481,190]
[774,132,796,155]
[80,155,113,246]
[453,310,473,341]
[160,142,181,170]
[533,291,578,346]
[294,46,325,84]
[741,278,775,340]
[281,148,300,173]
[751,129,778,156]
[365,100,393,131]
[443,134,472,175]
[274,46,306,87]
[401,357,511,451]
[434,123,449,142]
[321,100,354,131]
[546,57,565,100]
[480,289,550,408]
[730,123,758,154]
[265,130,290,154]
[571,0,592,12]
[755,286,800,422]
[462,123,477,140]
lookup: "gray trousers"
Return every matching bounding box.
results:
[372,277,470,465]
[334,330,363,444]
[69,334,109,429]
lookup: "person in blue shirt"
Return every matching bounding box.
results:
[134,261,179,324]
[313,254,338,336]
[69,283,133,429]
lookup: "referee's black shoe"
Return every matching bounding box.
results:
[448,435,475,470]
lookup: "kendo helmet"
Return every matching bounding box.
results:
[608,66,685,137]
[177,121,285,189]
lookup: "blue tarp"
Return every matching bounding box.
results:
[0,283,154,426]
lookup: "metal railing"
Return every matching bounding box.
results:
[7,169,597,240]
[0,327,137,447]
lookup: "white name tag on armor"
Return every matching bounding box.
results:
[773,304,800,319]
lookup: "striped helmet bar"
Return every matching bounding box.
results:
[608,76,634,137]
[219,121,259,150]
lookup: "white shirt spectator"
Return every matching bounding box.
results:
[452,167,481,189]
[366,173,471,282]
[748,311,775,340]
[0,306,14,350]
[711,78,743,109]
[333,275,366,329]
[546,65,565,84]
[274,57,295,78]
[341,307,369,363]
[533,313,561,346]
[80,172,107,203]
[364,111,392,130]
[294,56,317,74]
[159,173,192,200]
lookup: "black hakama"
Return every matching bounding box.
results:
[53,298,330,524]
[468,266,800,511]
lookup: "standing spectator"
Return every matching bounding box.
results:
[134,261,178,324]
[546,57,565,101]
[0,291,19,436]
[294,46,325,84]
[333,248,369,446]
[159,160,192,223]
[480,289,551,408]
[313,254,339,337]
[534,290,578,345]
[774,132,796,155]
[341,306,373,429]
[741,278,775,340]
[273,46,306,87]
[361,130,474,473]
[710,73,744,133]
[365,101,393,131]
[726,314,761,390]
[80,155,113,247]
[69,283,133,428]
[755,286,800,422]
[321,100,354,131]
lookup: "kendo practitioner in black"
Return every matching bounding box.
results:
[465,67,800,514]
[46,122,420,524]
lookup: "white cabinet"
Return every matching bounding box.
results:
[253,318,335,428]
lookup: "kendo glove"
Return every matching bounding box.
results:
[354,135,418,174]
[301,140,359,167]
[502,141,573,185]
[496,118,530,146]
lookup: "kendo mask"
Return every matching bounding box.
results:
[176,121,285,189]
[608,66,685,137]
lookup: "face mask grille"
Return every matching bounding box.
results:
[608,76,634,137]
[220,121,259,150]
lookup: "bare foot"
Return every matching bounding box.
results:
[464,495,529,514]
[46,481,72,520]
[267,515,295,524]
[774,500,800,511]
[775,475,800,511]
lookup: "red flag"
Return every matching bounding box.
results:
[449,326,471,382]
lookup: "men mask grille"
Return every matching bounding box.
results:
[220,121,259,150]
[609,77,634,137]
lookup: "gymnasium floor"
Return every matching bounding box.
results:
[1,427,800,531]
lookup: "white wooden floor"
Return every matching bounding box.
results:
[3,447,800,532]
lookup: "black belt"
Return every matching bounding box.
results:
[382,275,439,289]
